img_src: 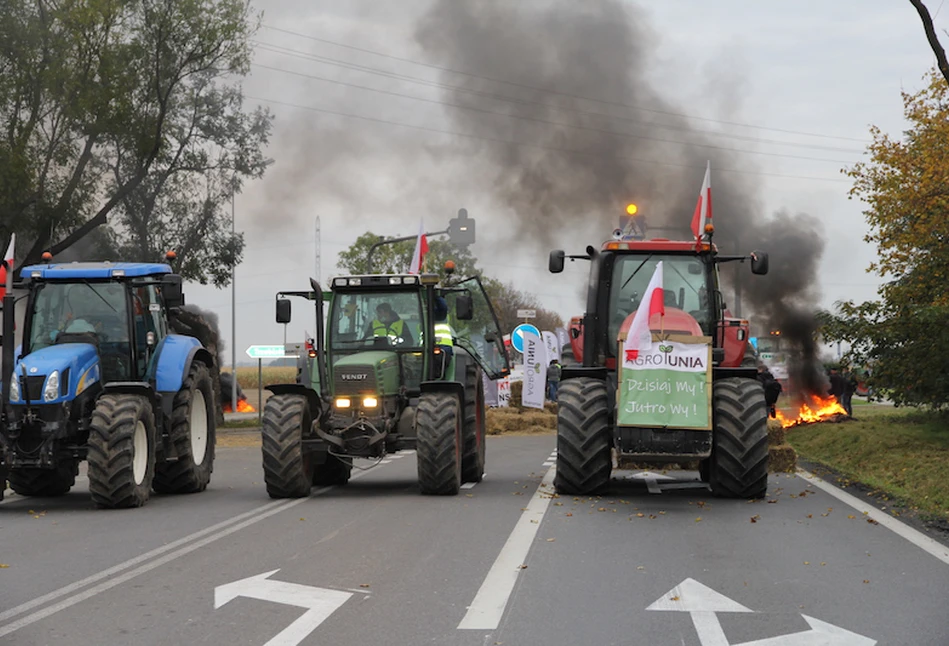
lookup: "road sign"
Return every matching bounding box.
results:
[215,569,353,646]
[516,309,536,319]
[245,345,288,359]
[647,578,875,646]
[511,323,540,353]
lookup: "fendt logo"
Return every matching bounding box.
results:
[341,373,369,381]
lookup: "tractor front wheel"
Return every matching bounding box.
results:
[153,361,216,494]
[87,395,156,508]
[416,391,462,495]
[261,394,313,498]
[709,377,769,499]
[554,378,612,495]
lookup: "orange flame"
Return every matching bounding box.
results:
[223,398,256,414]
[775,395,847,428]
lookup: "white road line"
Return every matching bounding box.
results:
[798,468,949,566]
[458,466,556,630]
[542,462,554,467]
[460,481,478,490]
[645,477,662,495]
[0,471,378,637]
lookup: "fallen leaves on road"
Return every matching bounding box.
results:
[518,564,528,570]
[670,595,680,601]
[0,564,9,568]
[546,538,555,542]
[848,514,856,519]
[867,518,880,525]
[750,515,760,523]
[359,583,370,588]
[695,517,703,522]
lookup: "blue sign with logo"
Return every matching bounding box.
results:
[511,323,541,353]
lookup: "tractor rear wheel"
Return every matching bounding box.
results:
[312,456,352,486]
[8,460,78,497]
[461,362,486,483]
[261,394,313,498]
[87,395,156,508]
[554,378,612,495]
[709,377,769,499]
[416,391,462,495]
[153,361,215,494]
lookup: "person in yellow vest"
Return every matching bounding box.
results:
[432,296,454,357]
[369,302,415,346]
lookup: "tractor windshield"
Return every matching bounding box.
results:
[609,254,713,344]
[28,281,133,381]
[329,290,424,350]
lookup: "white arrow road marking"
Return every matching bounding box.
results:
[648,578,752,646]
[628,471,675,495]
[215,570,352,646]
[732,615,877,646]
[648,579,876,646]
[658,482,712,492]
[457,465,556,630]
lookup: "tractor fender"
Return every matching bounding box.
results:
[266,384,324,419]
[152,334,214,395]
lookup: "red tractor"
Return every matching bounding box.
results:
[549,227,770,498]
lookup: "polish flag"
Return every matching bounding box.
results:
[0,233,14,298]
[690,161,712,246]
[622,261,664,363]
[408,220,429,274]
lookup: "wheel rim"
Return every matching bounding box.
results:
[133,421,148,485]
[190,389,209,465]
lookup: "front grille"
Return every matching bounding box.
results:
[25,376,45,401]
[334,366,377,396]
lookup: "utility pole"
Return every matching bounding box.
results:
[314,216,321,283]
[230,194,237,414]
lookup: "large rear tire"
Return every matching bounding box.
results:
[709,377,769,499]
[416,391,462,495]
[87,395,156,509]
[153,361,215,494]
[461,362,486,483]
[312,456,352,486]
[7,460,78,497]
[261,394,313,498]
[554,378,612,495]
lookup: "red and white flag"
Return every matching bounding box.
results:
[690,161,712,246]
[0,233,14,297]
[622,261,664,362]
[408,220,429,274]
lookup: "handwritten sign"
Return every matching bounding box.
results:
[617,335,712,430]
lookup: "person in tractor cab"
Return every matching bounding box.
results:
[756,363,782,418]
[368,302,414,346]
[432,296,454,357]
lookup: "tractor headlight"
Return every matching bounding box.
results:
[335,397,352,409]
[44,371,60,402]
[9,376,20,402]
[362,396,378,408]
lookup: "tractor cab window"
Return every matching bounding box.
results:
[132,285,166,377]
[441,276,511,380]
[330,290,423,350]
[28,281,132,381]
[609,255,713,346]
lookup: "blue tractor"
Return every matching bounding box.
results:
[0,259,216,508]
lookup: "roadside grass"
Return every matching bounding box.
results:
[785,406,949,520]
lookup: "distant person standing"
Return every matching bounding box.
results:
[546,359,561,402]
[828,367,846,408]
[841,366,857,417]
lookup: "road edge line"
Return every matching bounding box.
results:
[457,465,556,631]
[797,467,949,566]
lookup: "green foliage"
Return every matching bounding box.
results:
[0,0,271,286]
[827,69,949,408]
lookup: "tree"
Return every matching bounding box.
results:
[909,0,949,85]
[482,278,564,334]
[826,69,949,407]
[0,0,269,283]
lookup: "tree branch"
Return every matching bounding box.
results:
[910,0,949,85]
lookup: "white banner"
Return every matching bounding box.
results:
[622,339,710,373]
[497,378,511,408]
[542,330,561,362]
[521,330,547,409]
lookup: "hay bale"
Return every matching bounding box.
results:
[768,444,797,473]
[486,407,556,434]
[510,380,523,408]
[767,422,786,446]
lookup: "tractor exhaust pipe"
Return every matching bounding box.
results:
[1,273,13,419]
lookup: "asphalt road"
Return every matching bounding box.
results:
[1,435,947,646]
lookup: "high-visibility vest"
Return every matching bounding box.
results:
[434,322,454,347]
[372,318,405,339]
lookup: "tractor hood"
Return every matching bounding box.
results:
[12,343,100,404]
[332,350,400,396]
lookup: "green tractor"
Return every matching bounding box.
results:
[260,270,510,497]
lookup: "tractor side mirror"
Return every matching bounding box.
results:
[750,251,769,275]
[162,275,185,308]
[571,327,581,339]
[276,298,292,324]
[456,294,474,320]
[549,250,565,274]
[146,331,156,347]
[484,332,497,343]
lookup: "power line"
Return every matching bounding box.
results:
[259,23,870,144]
[252,40,863,155]
[244,94,852,183]
[252,62,855,165]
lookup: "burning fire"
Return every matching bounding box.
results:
[775,395,847,428]
[223,399,256,414]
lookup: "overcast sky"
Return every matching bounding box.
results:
[185,0,947,363]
